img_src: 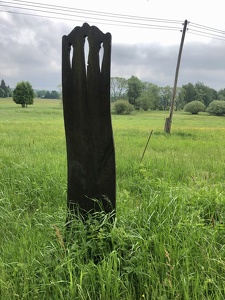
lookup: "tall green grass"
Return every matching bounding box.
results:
[1,98,225,299]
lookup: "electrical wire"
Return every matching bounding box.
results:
[0,9,181,31]
[188,28,225,41]
[1,0,225,41]
[188,30,225,42]
[190,22,225,35]
[188,22,225,42]
[0,3,182,31]
[1,0,183,24]
[0,0,184,31]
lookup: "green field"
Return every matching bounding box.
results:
[1,98,225,299]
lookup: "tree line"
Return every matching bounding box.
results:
[2,77,225,111]
[110,76,225,111]
[0,79,60,100]
[35,89,60,99]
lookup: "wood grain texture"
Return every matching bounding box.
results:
[62,23,115,215]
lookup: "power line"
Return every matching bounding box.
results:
[1,0,225,42]
[1,0,183,24]
[190,22,225,35]
[188,22,225,42]
[0,9,182,31]
[188,28,225,42]
[0,1,183,31]
[0,10,182,31]
[189,31,225,42]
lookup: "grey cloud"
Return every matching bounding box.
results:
[112,43,178,86]
[112,42,225,90]
[1,13,225,91]
[0,13,71,90]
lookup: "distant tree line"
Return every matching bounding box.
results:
[111,76,225,111]
[2,77,225,109]
[36,90,60,99]
[0,79,60,100]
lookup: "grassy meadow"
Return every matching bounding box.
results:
[1,98,225,299]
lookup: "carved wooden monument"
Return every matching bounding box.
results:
[62,23,116,216]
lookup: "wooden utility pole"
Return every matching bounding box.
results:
[164,20,188,134]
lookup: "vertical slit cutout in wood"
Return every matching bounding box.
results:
[84,36,89,75]
[99,42,104,72]
[69,44,73,69]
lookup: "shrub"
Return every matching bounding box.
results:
[184,100,205,114]
[114,100,134,115]
[206,100,225,116]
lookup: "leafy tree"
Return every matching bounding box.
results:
[0,88,5,97]
[181,83,197,104]
[206,100,225,116]
[0,79,12,97]
[113,100,134,115]
[184,100,205,114]
[50,90,60,99]
[218,88,225,100]
[127,76,144,109]
[36,90,59,99]
[181,82,217,107]
[175,87,186,110]
[110,77,128,102]
[45,91,51,99]
[137,83,160,111]
[159,86,173,110]
[0,79,7,95]
[137,96,151,111]
[7,86,12,97]
[194,82,217,107]
[36,90,46,98]
[13,81,34,107]
[57,84,62,99]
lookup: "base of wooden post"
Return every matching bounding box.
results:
[164,117,171,134]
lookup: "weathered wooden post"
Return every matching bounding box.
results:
[62,23,116,217]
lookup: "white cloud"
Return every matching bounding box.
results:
[1,8,225,91]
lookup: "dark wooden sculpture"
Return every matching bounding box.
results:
[62,23,116,216]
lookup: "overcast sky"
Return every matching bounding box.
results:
[1,0,225,91]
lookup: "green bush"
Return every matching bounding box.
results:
[114,100,134,115]
[206,100,225,116]
[184,100,205,114]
